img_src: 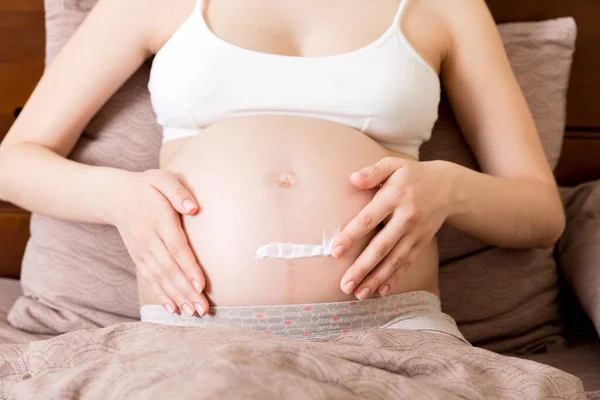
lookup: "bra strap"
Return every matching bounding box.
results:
[195,0,204,12]
[392,0,410,27]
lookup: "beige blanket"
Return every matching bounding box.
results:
[0,322,591,399]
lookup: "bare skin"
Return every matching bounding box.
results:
[0,0,564,316]
[138,116,440,307]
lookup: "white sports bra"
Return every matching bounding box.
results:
[148,0,441,159]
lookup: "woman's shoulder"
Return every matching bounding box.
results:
[147,0,197,56]
[79,0,168,57]
[91,0,196,56]
[402,0,502,76]
[399,0,455,77]
[426,0,501,58]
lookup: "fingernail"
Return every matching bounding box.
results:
[181,303,194,317]
[333,245,345,258]
[164,302,175,314]
[343,280,356,294]
[183,199,196,211]
[356,287,371,300]
[379,285,390,297]
[192,279,202,293]
[351,172,364,180]
[194,303,204,316]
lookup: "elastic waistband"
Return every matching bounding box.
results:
[140,290,468,343]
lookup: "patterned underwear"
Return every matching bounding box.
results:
[140,290,470,344]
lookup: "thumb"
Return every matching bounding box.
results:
[351,157,408,189]
[148,169,199,215]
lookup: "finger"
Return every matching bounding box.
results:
[148,237,209,317]
[377,239,425,297]
[331,187,396,259]
[157,217,206,294]
[350,157,409,190]
[151,238,209,317]
[355,235,417,299]
[137,262,177,314]
[339,213,407,296]
[147,169,199,215]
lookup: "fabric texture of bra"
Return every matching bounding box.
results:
[148,0,441,159]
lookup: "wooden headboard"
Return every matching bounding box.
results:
[0,0,599,279]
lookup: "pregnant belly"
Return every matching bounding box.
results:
[140,115,439,307]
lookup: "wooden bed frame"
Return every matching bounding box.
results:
[0,0,599,279]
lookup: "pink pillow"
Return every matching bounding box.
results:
[9,0,159,333]
[557,180,600,336]
[421,17,576,354]
[9,0,577,356]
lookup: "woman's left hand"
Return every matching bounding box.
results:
[330,157,455,300]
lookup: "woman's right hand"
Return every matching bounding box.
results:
[104,168,208,317]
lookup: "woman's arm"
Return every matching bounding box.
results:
[440,0,565,248]
[0,0,210,317]
[445,163,564,249]
[0,0,153,222]
[332,0,566,299]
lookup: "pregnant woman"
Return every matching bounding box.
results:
[0,0,564,341]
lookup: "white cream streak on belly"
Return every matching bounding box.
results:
[255,226,341,260]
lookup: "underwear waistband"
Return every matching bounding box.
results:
[140,290,468,344]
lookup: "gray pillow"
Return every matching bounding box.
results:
[421,17,577,354]
[9,0,157,333]
[557,180,600,336]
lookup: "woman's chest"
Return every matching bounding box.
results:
[153,0,446,62]
[149,0,444,156]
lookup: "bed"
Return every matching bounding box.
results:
[0,279,51,345]
[0,275,593,399]
[0,0,599,399]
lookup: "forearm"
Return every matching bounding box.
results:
[0,142,123,225]
[444,161,566,249]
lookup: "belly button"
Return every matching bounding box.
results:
[277,172,297,188]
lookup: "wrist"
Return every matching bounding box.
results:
[437,160,467,219]
[91,167,134,225]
